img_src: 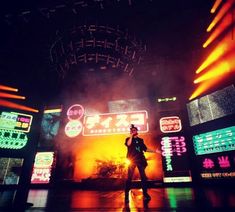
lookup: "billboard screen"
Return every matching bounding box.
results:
[187,85,235,126]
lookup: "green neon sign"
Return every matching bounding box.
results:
[193,126,235,155]
[0,111,33,132]
[0,129,28,149]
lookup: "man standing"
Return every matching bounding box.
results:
[124,124,156,203]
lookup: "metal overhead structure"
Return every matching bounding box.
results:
[2,0,150,79]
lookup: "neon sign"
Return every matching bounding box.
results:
[64,104,84,138]
[193,126,235,155]
[197,151,235,180]
[161,136,186,157]
[161,136,191,183]
[0,129,28,149]
[83,110,149,136]
[160,116,182,133]
[65,120,83,138]
[201,172,235,179]
[67,104,84,120]
[157,97,177,102]
[31,152,55,184]
[0,111,33,132]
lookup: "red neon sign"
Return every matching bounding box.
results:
[67,104,84,120]
[83,110,149,136]
[160,116,182,133]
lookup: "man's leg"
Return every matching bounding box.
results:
[125,164,135,202]
[137,165,151,200]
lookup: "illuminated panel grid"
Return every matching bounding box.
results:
[193,126,235,155]
[31,152,55,184]
[187,85,235,126]
[83,110,149,136]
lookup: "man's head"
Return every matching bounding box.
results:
[130,125,138,136]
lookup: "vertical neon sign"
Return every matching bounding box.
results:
[161,136,192,183]
[31,152,55,184]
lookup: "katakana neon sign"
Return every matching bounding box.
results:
[83,110,149,136]
[193,126,235,155]
[161,136,191,183]
[31,152,55,184]
[160,116,182,133]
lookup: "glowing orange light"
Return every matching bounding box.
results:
[0,92,25,99]
[125,158,131,166]
[189,77,221,100]
[207,0,233,32]
[196,44,227,74]
[72,134,162,181]
[0,84,18,92]
[194,61,230,84]
[203,12,233,48]
[210,0,222,14]
[0,99,39,113]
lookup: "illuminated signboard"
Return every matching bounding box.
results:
[0,129,28,149]
[197,151,235,180]
[0,111,32,149]
[193,126,235,155]
[67,104,84,120]
[160,116,182,133]
[157,97,177,102]
[0,111,33,132]
[187,85,235,126]
[65,120,83,138]
[83,110,149,136]
[31,152,55,184]
[0,157,24,185]
[64,104,84,138]
[161,136,192,183]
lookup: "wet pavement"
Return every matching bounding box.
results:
[1,185,235,211]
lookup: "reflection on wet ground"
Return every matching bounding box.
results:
[1,186,235,211]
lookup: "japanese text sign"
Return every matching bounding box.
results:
[160,116,182,133]
[83,110,149,136]
[31,152,54,184]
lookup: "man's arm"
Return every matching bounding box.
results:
[146,148,161,154]
[126,134,133,146]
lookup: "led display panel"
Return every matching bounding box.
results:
[83,110,149,136]
[193,126,235,155]
[0,157,24,185]
[187,85,235,126]
[31,152,55,184]
[160,136,192,183]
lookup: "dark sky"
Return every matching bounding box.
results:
[0,0,214,108]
